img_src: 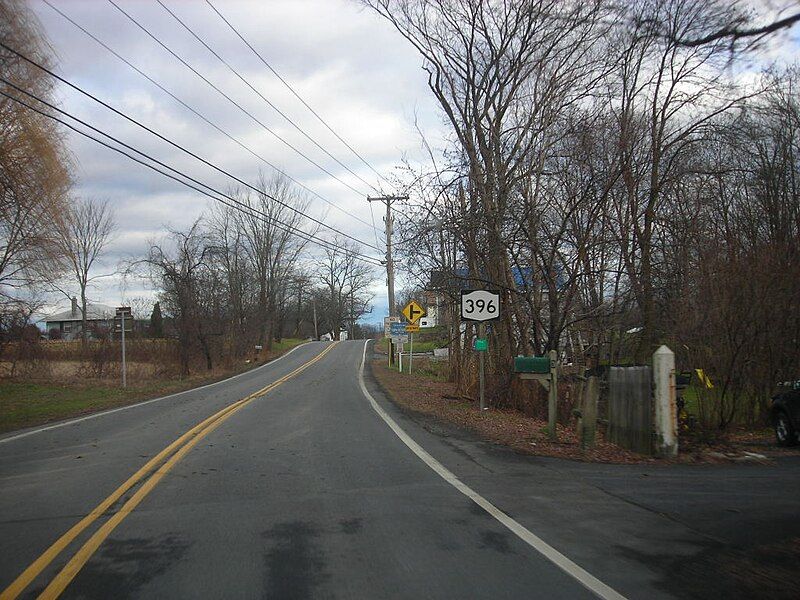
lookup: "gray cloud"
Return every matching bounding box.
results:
[29,0,443,322]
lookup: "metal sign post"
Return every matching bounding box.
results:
[121,312,126,388]
[461,290,500,411]
[401,301,425,377]
[409,333,413,375]
[478,323,486,409]
[115,306,132,388]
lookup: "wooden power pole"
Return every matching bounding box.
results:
[368,195,407,364]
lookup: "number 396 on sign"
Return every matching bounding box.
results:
[460,289,500,322]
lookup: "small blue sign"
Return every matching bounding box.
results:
[390,322,407,335]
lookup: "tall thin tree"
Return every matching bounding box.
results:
[57,197,115,344]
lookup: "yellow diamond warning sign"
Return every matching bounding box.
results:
[402,300,426,324]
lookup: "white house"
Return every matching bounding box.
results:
[45,297,115,340]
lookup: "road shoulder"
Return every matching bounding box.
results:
[362,342,800,600]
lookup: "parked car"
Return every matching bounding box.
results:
[771,381,800,446]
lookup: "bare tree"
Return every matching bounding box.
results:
[368,0,610,401]
[56,197,115,345]
[0,0,71,306]
[316,238,375,340]
[229,171,313,352]
[143,220,212,377]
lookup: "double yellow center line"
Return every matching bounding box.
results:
[1,342,337,600]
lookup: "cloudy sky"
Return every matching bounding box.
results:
[25,0,800,325]
[30,0,443,323]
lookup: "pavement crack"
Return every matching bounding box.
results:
[440,437,495,473]
[585,483,728,545]
[0,513,93,525]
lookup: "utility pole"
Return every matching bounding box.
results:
[368,195,407,365]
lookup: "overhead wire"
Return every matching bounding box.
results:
[0,41,380,252]
[40,0,377,231]
[155,0,382,197]
[206,0,395,191]
[0,86,384,266]
[368,201,382,251]
[106,0,372,199]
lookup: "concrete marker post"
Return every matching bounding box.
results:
[653,345,678,457]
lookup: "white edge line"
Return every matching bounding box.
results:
[0,342,313,445]
[358,340,627,600]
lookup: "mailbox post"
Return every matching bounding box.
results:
[514,351,559,441]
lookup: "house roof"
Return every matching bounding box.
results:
[46,302,116,323]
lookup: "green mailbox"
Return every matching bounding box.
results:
[514,355,551,374]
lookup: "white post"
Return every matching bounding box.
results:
[653,345,678,457]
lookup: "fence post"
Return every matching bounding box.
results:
[580,376,599,450]
[548,349,558,441]
[653,345,678,457]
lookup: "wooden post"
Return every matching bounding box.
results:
[548,349,558,441]
[580,376,599,449]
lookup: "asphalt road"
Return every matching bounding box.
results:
[1,340,798,599]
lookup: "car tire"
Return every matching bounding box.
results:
[774,411,798,447]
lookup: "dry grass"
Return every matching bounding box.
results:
[0,339,306,433]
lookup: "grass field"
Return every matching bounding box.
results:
[404,340,447,352]
[0,381,193,433]
[0,338,306,434]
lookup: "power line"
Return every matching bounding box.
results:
[368,200,382,250]
[155,0,382,198]
[206,0,394,190]
[0,81,366,262]
[106,0,372,199]
[40,0,377,231]
[0,41,380,253]
[0,86,384,267]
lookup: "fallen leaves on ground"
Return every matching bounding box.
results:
[371,357,799,465]
[371,358,648,464]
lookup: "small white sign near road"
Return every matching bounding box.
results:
[384,316,401,338]
[460,289,500,322]
[419,317,436,328]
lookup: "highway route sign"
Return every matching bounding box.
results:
[461,289,500,322]
[402,300,426,324]
[384,316,400,337]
